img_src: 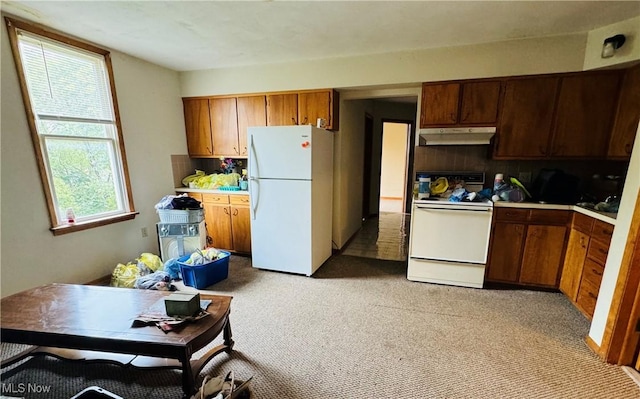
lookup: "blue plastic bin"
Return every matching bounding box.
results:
[178,251,230,289]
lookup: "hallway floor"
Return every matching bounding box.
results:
[341,212,410,261]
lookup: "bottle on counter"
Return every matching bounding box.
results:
[418,175,431,199]
[240,169,248,190]
[494,173,504,192]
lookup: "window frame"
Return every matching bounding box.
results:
[5,17,137,235]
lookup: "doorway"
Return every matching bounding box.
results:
[379,120,412,214]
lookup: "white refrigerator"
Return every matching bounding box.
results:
[248,125,334,276]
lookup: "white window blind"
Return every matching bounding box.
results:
[16,29,130,225]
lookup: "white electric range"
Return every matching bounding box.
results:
[407,172,493,288]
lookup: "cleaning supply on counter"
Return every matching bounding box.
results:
[494,173,504,191]
[418,175,431,199]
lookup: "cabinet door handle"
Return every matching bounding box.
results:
[539,145,547,155]
[601,229,612,236]
[592,268,603,276]
[461,111,470,122]
[625,143,632,155]
[291,117,298,125]
[580,236,586,247]
[302,116,308,125]
[233,209,238,216]
[207,146,212,155]
[233,146,239,154]
[588,292,597,299]
[243,146,247,155]
[598,248,608,255]
[224,207,230,215]
[450,112,456,122]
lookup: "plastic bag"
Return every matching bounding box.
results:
[110,262,140,288]
[182,170,206,187]
[134,271,175,290]
[164,258,182,280]
[136,253,163,273]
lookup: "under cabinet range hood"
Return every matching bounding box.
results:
[418,127,496,146]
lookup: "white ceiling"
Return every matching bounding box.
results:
[2,1,640,72]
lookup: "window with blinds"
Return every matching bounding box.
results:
[6,18,135,233]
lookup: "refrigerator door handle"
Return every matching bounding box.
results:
[249,134,258,220]
[249,177,259,220]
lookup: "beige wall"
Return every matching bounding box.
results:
[380,123,409,198]
[331,99,371,248]
[584,16,640,71]
[180,34,587,96]
[0,18,186,296]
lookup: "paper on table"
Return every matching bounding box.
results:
[132,297,212,333]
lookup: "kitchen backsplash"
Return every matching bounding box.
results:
[413,145,629,193]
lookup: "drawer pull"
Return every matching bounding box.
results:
[591,268,603,276]
[598,248,608,255]
[588,292,597,299]
[601,229,612,236]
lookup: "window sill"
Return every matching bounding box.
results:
[50,211,139,236]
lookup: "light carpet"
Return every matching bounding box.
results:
[1,254,639,398]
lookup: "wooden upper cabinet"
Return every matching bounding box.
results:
[267,93,298,126]
[608,65,640,159]
[183,98,213,156]
[550,72,622,158]
[459,81,501,124]
[421,83,460,126]
[420,81,501,127]
[237,96,266,157]
[209,97,239,157]
[495,77,559,159]
[298,90,333,129]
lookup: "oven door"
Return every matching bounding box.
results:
[409,203,493,264]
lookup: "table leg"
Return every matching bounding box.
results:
[180,351,195,399]
[223,319,234,353]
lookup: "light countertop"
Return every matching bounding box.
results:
[493,201,617,224]
[175,187,249,196]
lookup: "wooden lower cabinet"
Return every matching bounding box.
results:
[559,228,590,300]
[229,196,251,253]
[202,194,251,254]
[560,215,613,319]
[486,223,525,283]
[519,225,567,286]
[486,208,570,288]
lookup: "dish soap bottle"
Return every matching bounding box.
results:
[240,169,248,190]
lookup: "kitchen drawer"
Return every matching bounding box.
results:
[528,209,571,225]
[494,208,529,222]
[587,238,610,265]
[576,277,600,318]
[202,194,229,204]
[186,192,203,203]
[582,258,605,287]
[230,195,250,206]
[572,212,595,234]
[591,220,614,245]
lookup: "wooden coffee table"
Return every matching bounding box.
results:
[0,284,233,397]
